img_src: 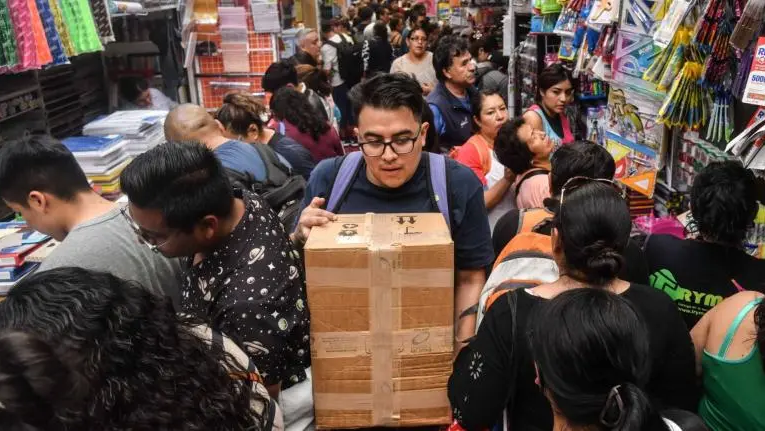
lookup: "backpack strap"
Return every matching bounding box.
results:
[427,152,451,229]
[326,152,364,213]
[515,168,550,196]
[251,143,290,186]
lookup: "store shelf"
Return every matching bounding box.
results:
[111,4,177,18]
[0,86,39,103]
[578,94,608,101]
[0,105,42,125]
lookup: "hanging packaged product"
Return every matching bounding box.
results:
[606,84,665,197]
[643,29,690,89]
[620,0,659,36]
[588,0,620,26]
[742,37,765,107]
[705,90,733,144]
[657,61,707,129]
[653,0,694,49]
[613,30,662,91]
[730,0,765,50]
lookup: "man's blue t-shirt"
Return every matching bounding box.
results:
[300,154,494,270]
[215,140,292,182]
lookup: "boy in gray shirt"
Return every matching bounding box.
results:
[0,136,181,307]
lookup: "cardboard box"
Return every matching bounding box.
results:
[304,213,454,429]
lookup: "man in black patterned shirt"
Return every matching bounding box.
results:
[120,142,313,430]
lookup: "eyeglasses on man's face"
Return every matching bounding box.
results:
[120,207,176,253]
[357,126,423,157]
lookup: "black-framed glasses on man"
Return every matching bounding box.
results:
[358,126,423,157]
[120,207,175,253]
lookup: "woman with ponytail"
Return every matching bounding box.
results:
[216,91,316,179]
[692,290,765,430]
[449,178,698,431]
[530,289,672,431]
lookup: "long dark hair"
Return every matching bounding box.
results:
[530,289,669,431]
[0,331,78,431]
[553,180,631,286]
[270,86,330,140]
[0,268,267,430]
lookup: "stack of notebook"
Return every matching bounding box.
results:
[83,110,167,157]
[0,223,52,295]
[626,189,655,219]
[62,135,130,200]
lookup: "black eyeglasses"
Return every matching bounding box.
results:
[357,126,423,157]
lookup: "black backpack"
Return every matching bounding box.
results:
[325,34,363,87]
[225,144,306,233]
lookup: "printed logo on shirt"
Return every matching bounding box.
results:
[460,118,469,129]
[650,269,723,317]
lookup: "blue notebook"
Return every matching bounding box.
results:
[62,135,124,153]
[0,261,38,282]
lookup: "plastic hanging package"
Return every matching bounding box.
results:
[35,0,69,65]
[59,0,105,54]
[0,0,19,70]
[653,0,694,49]
[730,0,765,50]
[6,0,40,72]
[48,0,76,57]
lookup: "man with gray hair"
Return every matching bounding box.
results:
[291,28,321,67]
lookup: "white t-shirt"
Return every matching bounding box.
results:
[486,150,517,231]
[364,22,391,40]
[320,33,350,87]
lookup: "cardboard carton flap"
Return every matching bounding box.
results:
[305,213,453,251]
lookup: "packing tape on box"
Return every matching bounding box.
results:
[311,326,454,358]
[371,245,395,424]
[306,267,454,289]
[313,388,451,411]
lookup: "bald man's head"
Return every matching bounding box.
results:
[164,104,221,143]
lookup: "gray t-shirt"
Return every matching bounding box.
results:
[38,206,182,307]
[390,52,437,88]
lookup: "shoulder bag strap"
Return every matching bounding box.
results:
[326,152,364,213]
[515,168,550,196]
[427,152,451,229]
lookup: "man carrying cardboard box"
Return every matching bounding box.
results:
[291,73,493,349]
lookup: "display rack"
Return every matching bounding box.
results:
[0,53,108,142]
[188,11,280,109]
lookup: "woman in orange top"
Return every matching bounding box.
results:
[453,89,511,231]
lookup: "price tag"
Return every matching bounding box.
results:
[743,37,765,107]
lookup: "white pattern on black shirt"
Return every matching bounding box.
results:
[181,190,310,388]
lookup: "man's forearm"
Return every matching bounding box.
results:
[454,269,486,348]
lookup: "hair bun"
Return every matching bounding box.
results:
[581,241,624,285]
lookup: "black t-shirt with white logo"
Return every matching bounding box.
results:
[646,234,765,328]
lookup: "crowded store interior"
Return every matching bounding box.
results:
[2,0,765,429]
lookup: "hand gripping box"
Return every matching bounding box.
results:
[304,213,454,429]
